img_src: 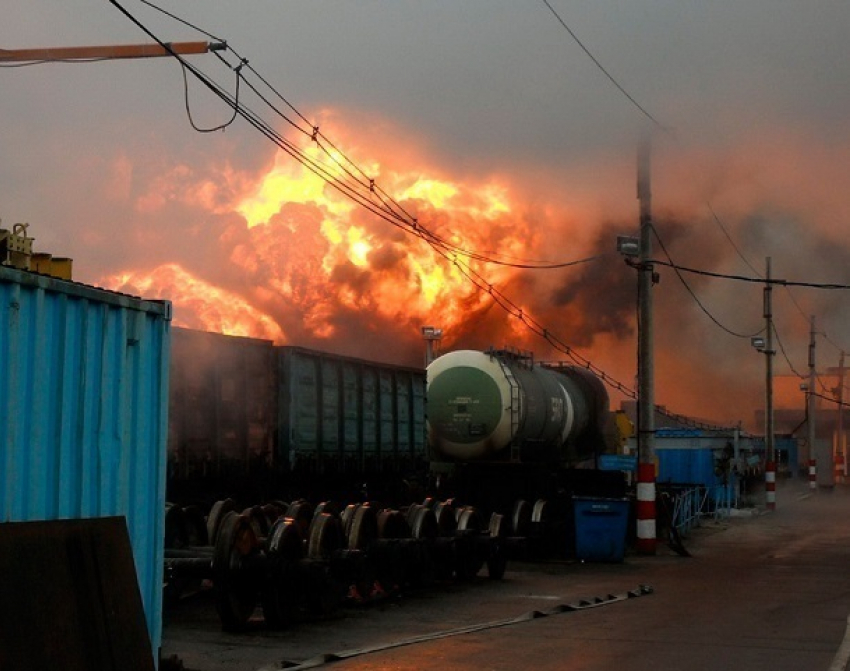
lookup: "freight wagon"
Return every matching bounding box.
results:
[167,328,428,506]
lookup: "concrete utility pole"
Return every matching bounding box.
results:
[764,258,776,510]
[636,135,656,555]
[807,316,817,490]
[836,351,845,480]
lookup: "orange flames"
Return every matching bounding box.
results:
[104,131,533,357]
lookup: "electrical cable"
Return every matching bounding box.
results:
[179,58,244,132]
[772,323,805,379]
[704,202,762,278]
[811,390,850,409]
[109,0,736,432]
[540,0,666,132]
[650,224,764,339]
[650,259,850,290]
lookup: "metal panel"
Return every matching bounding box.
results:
[321,358,341,459]
[279,346,426,472]
[0,265,171,662]
[361,366,379,456]
[168,328,275,481]
[396,371,412,457]
[342,361,359,455]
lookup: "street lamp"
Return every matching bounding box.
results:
[421,326,443,367]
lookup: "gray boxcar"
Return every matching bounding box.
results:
[167,330,427,504]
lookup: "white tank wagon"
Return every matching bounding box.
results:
[427,349,615,466]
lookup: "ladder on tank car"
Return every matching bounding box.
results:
[495,357,523,462]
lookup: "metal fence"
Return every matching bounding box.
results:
[658,483,740,540]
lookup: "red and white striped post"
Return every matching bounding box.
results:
[765,460,776,510]
[809,458,817,489]
[636,462,656,554]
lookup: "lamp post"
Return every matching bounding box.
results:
[807,317,817,489]
[617,135,657,554]
[636,135,656,554]
[421,326,443,367]
[752,257,776,510]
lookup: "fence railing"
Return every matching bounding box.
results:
[658,483,740,540]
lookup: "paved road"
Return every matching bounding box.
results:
[163,480,850,671]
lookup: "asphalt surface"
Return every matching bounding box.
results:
[162,479,850,671]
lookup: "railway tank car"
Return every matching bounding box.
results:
[428,348,614,465]
[426,348,624,517]
[427,348,611,465]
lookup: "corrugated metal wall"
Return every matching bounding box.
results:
[279,346,426,470]
[0,266,171,660]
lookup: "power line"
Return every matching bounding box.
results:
[812,390,850,409]
[108,0,737,433]
[651,259,850,290]
[540,0,666,131]
[772,322,805,379]
[704,202,762,278]
[650,224,763,339]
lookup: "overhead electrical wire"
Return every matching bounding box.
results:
[811,390,850,408]
[539,0,833,373]
[650,224,764,340]
[137,0,592,273]
[704,202,762,278]
[107,0,740,432]
[0,56,114,67]
[772,323,805,379]
[650,259,850,290]
[540,0,666,132]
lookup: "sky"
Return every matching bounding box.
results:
[2,1,849,431]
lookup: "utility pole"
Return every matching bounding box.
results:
[807,316,817,490]
[764,258,776,510]
[0,41,224,63]
[836,351,845,480]
[636,134,656,554]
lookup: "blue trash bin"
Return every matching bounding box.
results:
[573,497,630,562]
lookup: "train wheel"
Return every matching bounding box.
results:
[268,517,306,561]
[207,498,236,546]
[346,506,379,601]
[510,499,532,537]
[263,518,304,628]
[433,500,458,536]
[262,502,286,529]
[182,505,209,547]
[409,505,438,587]
[377,509,411,539]
[313,500,341,521]
[348,505,379,551]
[455,507,485,580]
[165,504,189,549]
[213,511,260,631]
[341,503,360,539]
[242,505,270,540]
[307,513,344,561]
[286,500,315,539]
[486,513,508,580]
[376,510,411,593]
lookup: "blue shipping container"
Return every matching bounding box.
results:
[0,265,171,661]
[656,447,736,502]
